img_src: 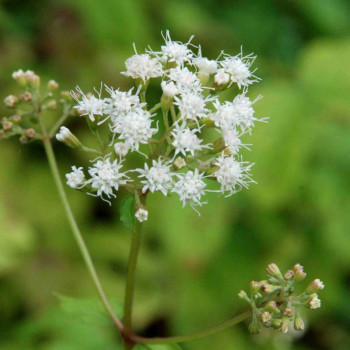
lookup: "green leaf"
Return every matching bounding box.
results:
[135,344,182,350]
[120,195,136,230]
[55,294,122,327]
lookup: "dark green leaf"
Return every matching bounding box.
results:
[120,195,136,230]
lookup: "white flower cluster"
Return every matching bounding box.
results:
[63,31,266,220]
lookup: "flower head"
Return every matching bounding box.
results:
[87,157,129,201]
[66,166,85,189]
[122,53,163,83]
[172,169,207,209]
[136,159,173,195]
[111,109,157,152]
[72,86,106,122]
[213,154,255,196]
[171,125,210,157]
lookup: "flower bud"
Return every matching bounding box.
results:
[283,307,294,318]
[12,115,22,123]
[281,317,289,333]
[29,74,40,89]
[19,92,32,102]
[46,100,58,110]
[0,130,5,140]
[212,138,226,153]
[284,270,294,280]
[260,311,272,325]
[56,126,82,148]
[135,206,148,222]
[294,312,304,331]
[2,119,13,131]
[265,301,280,314]
[306,279,324,294]
[266,263,283,279]
[250,281,261,295]
[114,142,129,158]
[237,290,249,302]
[4,95,18,108]
[173,157,186,170]
[272,318,282,329]
[48,80,59,91]
[307,294,321,309]
[26,128,36,138]
[12,69,27,86]
[19,135,28,144]
[261,283,280,294]
[214,69,229,87]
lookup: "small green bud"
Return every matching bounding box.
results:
[281,317,289,333]
[260,311,272,325]
[306,279,324,294]
[283,307,294,318]
[26,128,36,138]
[294,312,304,331]
[265,301,280,314]
[19,91,33,102]
[266,263,283,280]
[248,318,261,334]
[12,115,22,123]
[284,269,294,280]
[261,283,280,294]
[19,135,28,144]
[272,318,282,329]
[48,79,59,91]
[29,74,40,89]
[56,126,82,148]
[4,95,18,108]
[250,281,262,295]
[238,290,249,302]
[173,157,186,170]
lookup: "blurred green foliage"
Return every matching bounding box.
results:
[0,0,350,349]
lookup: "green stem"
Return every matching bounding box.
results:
[149,103,161,114]
[38,114,123,332]
[123,220,144,336]
[131,310,251,345]
[49,107,72,137]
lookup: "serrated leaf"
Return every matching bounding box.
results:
[120,195,136,230]
[55,294,122,327]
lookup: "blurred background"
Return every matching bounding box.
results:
[0,0,350,349]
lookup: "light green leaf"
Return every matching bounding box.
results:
[120,195,136,230]
[56,294,122,327]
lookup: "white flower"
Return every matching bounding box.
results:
[174,91,215,123]
[71,86,106,122]
[220,51,259,89]
[213,154,255,196]
[214,69,230,86]
[193,46,218,75]
[114,142,129,157]
[122,53,163,82]
[87,157,129,201]
[308,294,321,309]
[173,157,186,170]
[135,207,148,222]
[171,125,211,157]
[104,86,145,117]
[172,169,207,209]
[168,66,202,93]
[136,159,173,195]
[212,93,262,133]
[221,128,247,154]
[161,81,179,98]
[66,166,85,189]
[111,109,157,152]
[156,30,194,65]
[56,126,73,142]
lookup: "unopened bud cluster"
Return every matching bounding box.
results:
[0,68,72,144]
[238,263,324,334]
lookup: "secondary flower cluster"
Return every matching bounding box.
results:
[238,263,324,334]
